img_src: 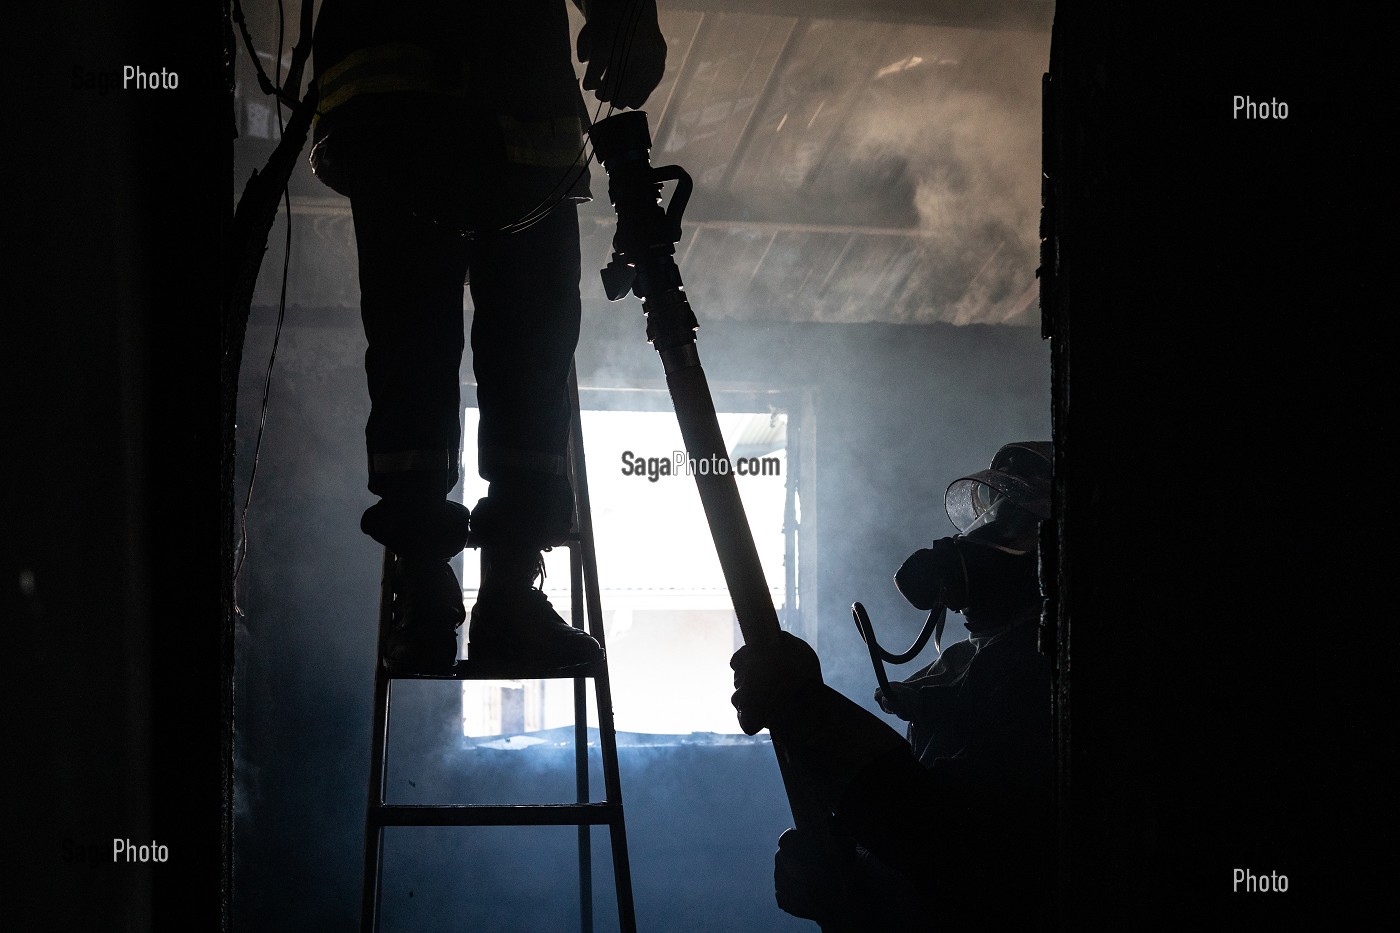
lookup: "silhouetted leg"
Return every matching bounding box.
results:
[466,202,600,665]
[468,201,581,548]
[352,188,469,503]
[351,179,472,674]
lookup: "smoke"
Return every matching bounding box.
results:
[613,16,1053,329]
[830,28,1049,326]
[230,6,1052,929]
[231,303,1050,928]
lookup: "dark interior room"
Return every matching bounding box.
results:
[8,1,1391,930]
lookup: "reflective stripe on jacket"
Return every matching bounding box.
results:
[317,41,468,115]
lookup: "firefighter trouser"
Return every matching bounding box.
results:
[350,184,580,548]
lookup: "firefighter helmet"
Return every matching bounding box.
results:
[944,441,1052,542]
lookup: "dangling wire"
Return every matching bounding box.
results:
[852,602,948,697]
[231,0,302,108]
[233,0,295,615]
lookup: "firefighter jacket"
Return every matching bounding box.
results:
[309,1,600,227]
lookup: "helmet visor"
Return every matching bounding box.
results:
[945,468,1051,534]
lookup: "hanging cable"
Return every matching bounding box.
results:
[234,0,295,613]
[230,0,305,109]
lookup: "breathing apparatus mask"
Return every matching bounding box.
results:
[852,442,1052,707]
[895,441,1051,620]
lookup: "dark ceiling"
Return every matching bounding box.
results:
[235,1,1053,325]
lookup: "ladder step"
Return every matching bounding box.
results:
[384,656,608,681]
[372,802,623,828]
[463,532,583,550]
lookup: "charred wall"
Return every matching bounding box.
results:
[1046,2,1390,928]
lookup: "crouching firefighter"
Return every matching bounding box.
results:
[730,442,1054,928]
[307,1,666,673]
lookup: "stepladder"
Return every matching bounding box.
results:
[361,365,637,933]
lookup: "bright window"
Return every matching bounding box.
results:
[458,403,791,737]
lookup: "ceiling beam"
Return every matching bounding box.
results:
[673,217,936,239]
[718,18,806,191]
[662,0,1054,32]
[286,196,939,240]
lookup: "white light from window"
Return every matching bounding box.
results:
[459,407,788,737]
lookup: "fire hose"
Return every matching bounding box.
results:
[590,111,858,931]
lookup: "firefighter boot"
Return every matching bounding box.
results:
[468,547,604,667]
[381,556,465,675]
[362,497,471,675]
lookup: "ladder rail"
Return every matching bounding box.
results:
[568,365,637,933]
[570,538,594,932]
[369,802,623,827]
[360,550,394,933]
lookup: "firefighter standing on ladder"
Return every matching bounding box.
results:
[308,1,666,674]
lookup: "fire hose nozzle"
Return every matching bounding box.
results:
[590,112,694,302]
[601,259,637,301]
[588,110,653,166]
